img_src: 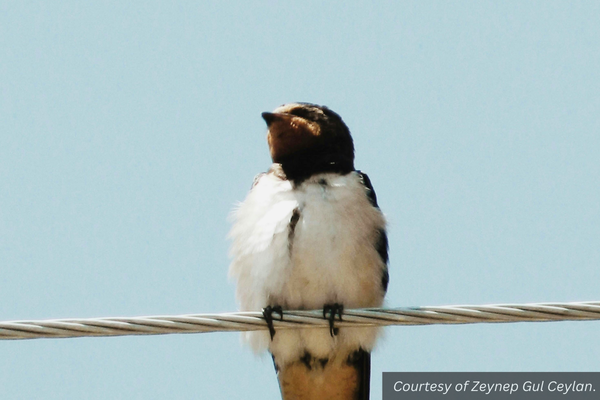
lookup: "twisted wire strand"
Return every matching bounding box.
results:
[1,301,599,340]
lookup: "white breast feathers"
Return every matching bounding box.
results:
[229,171,387,365]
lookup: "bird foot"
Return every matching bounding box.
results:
[262,305,283,340]
[323,303,344,337]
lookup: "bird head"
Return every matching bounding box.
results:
[262,103,355,181]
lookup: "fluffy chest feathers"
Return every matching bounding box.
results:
[229,170,386,364]
[229,171,386,313]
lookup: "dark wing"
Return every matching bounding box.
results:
[376,228,389,293]
[357,171,379,208]
[357,171,389,293]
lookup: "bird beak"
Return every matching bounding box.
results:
[262,112,291,126]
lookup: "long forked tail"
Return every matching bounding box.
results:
[276,349,371,400]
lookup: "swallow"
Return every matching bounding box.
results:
[229,103,389,400]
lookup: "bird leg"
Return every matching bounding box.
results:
[323,303,344,337]
[262,305,283,340]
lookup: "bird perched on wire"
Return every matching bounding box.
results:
[229,102,389,400]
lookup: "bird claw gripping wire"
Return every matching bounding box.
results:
[262,305,284,340]
[323,303,344,337]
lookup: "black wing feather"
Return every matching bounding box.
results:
[357,171,389,293]
[357,171,379,208]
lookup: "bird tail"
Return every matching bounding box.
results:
[276,349,370,400]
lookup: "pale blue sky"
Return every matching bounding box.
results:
[1,1,599,399]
